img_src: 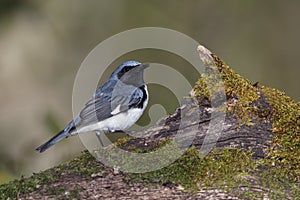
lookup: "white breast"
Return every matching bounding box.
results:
[77,86,148,133]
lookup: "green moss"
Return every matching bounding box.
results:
[259,168,300,199]
[59,150,104,179]
[192,52,300,197]
[114,136,146,153]
[117,137,172,153]
[0,168,60,199]
[45,186,65,196]
[128,147,257,193]
[194,53,300,180]
[68,185,84,199]
[126,145,299,198]
[94,138,183,173]
[194,54,259,125]
[260,86,300,182]
[0,151,103,199]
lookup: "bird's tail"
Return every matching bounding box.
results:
[36,120,76,153]
[36,130,69,153]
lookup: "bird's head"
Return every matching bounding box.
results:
[110,60,149,86]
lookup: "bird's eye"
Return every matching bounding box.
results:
[122,66,131,73]
[117,66,135,79]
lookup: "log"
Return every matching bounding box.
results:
[1,45,299,200]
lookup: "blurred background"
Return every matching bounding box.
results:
[1,0,300,184]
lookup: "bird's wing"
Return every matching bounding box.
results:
[75,83,144,129]
[78,94,113,127]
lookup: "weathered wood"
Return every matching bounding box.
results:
[121,94,273,159]
[120,47,274,160]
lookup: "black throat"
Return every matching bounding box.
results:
[129,85,148,109]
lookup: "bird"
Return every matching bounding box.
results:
[36,60,149,153]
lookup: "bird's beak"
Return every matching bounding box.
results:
[141,63,150,69]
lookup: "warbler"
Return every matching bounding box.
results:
[36,61,149,152]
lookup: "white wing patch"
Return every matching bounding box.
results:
[111,104,121,115]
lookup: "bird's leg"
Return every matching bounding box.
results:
[95,131,104,147]
[123,130,136,137]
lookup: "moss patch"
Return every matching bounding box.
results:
[0,151,103,199]
[260,86,300,182]
[194,54,260,125]
[192,51,300,197]
[127,147,257,190]
[126,145,299,199]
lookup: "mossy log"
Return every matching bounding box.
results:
[1,45,299,199]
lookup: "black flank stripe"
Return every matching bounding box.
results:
[137,85,147,109]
